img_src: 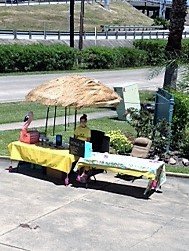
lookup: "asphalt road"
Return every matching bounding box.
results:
[0,159,189,251]
[0,68,166,102]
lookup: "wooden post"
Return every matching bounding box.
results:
[45,106,50,136]
[70,0,75,48]
[79,0,85,50]
[74,108,77,130]
[65,107,67,131]
[53,106,57,136]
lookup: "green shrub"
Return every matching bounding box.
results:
[181,40,189,63]
[106,130,133,154]
[80,46,148,69]
[181,130,189,158]
[81,46,115,69]
[0,44,76,72]
[127,108,154,137]
[152,17,170,29]
[171,91,189,149]
[134,39,189,66]
[128,109,172,158]
[1,40,189,73]
[134,39,167,65]
[113,47,148,67]
[152,119,171,159]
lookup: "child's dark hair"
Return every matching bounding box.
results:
[80,114,87,121]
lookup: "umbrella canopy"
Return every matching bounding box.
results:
[25,75,121,108]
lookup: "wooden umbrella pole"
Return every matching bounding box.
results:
[45,106,50,136]
[65,107,67,132]
[53,106,57,136]
[74,108,77,130]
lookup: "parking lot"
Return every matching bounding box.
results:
[0,159,189,251]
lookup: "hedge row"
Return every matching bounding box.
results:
[0,44,76,72]
[0,44,148,73]
[80,47,148,69]
[134,39,189,65]
[0,40,189,73]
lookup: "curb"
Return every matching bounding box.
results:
[0,156,10,159]
[1,156,189,178]
[166,172,189,178]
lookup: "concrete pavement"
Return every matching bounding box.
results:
[0,159,189,251]
[0,68,165,103]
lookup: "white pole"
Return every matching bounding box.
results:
[95,27,97,46]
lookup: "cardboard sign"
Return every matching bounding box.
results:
[69,137,92,158]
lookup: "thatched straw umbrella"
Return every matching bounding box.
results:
[25,75,121,134]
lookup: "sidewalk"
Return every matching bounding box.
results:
[0,158,189,251]
[0,110,117,131]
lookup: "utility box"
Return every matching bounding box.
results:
[114,84,140,120]
[154,88,174,125]
[154,88,174,152]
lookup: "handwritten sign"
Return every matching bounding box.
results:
[69,137,92,158]
[69,137,85,157]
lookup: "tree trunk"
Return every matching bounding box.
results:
[163,0,187,90]
[164,62,178,90]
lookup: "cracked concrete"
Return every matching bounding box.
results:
[0,159,189,251]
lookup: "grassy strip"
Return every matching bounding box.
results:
[0,102,108,124]
[0,91,155,124]
[165,165,189,174]
[0,117,135,156]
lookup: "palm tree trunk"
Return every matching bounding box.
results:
[163,0,187,90]
[164,62,178,90]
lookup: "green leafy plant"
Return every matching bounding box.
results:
[181,130,189,158]
[80,46,148,69]
[134,39,167,66]
[171,91,189,149]
[127,109,172,158]
[106,130,133,154]
[112,47,148,68]
[0,44,76,73]
[127,108,154,137]
[80,46,115,69]
[152,119,171,159]
[152,17,170,29]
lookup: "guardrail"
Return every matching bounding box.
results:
[0,0,83,4]
[101,25,164,32]
[127,0,172,6]
[0,29,189,40]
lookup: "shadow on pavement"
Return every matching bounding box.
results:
[7,161,155,200]
[71,178,154,200]
[9,162,66,186]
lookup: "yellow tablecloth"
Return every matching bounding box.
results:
[8,141,75,174]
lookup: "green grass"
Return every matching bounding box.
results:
[0,101,108,124]
[0,1,153,31]
[139,90,155,103]
[165,165,189,174]
[0,90,154,124]
[0,117,136,156]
